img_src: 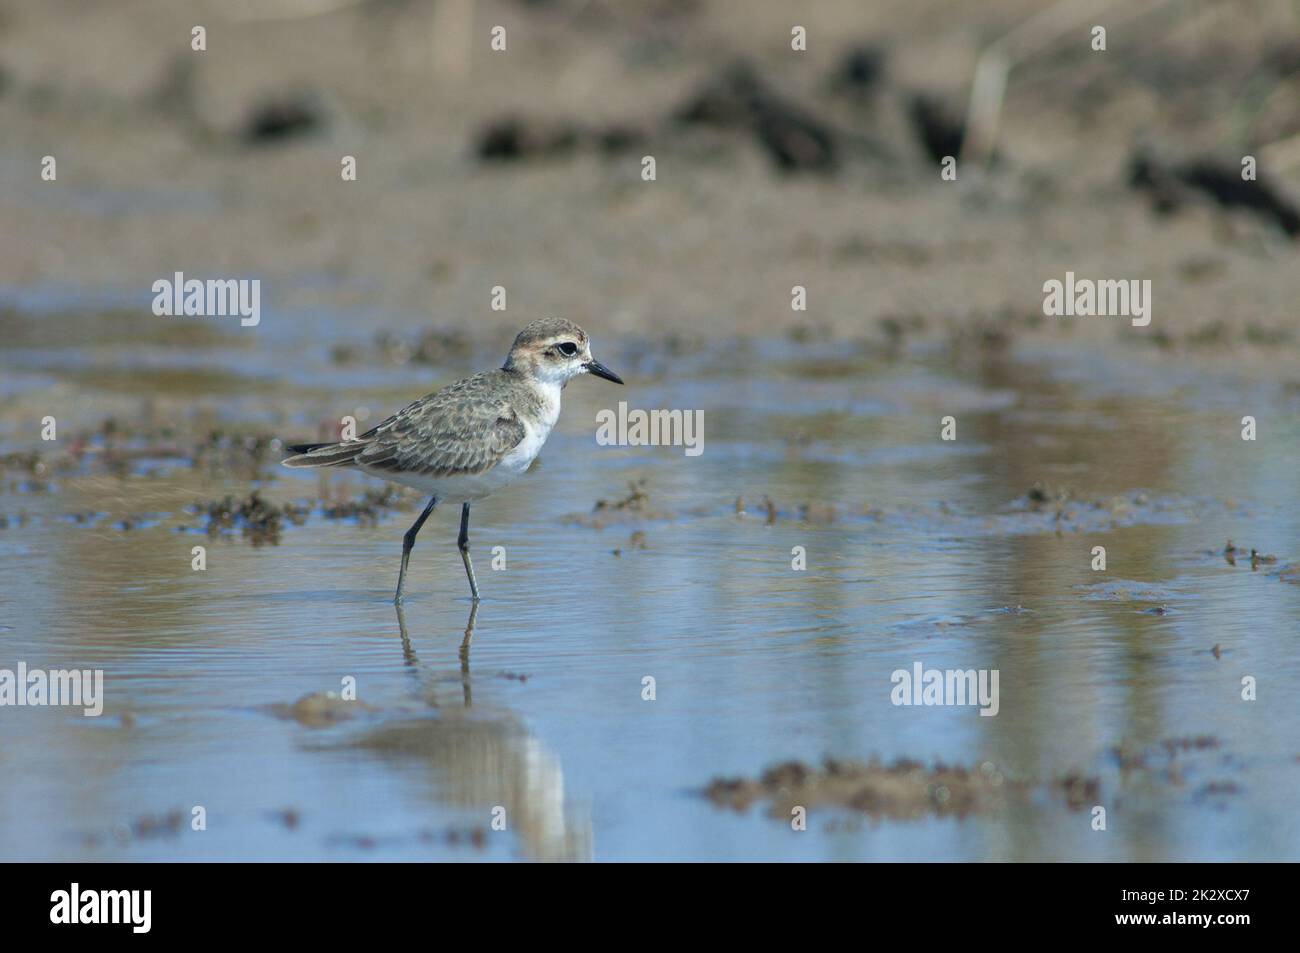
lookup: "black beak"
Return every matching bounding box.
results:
[585,359,624,385]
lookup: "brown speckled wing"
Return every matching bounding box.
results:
[355,371,527,477]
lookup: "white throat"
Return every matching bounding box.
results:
[526,376,564,428]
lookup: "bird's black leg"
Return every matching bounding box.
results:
[458,502,481,602]
[394,496,437,605]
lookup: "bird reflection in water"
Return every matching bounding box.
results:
[379,601,589,861]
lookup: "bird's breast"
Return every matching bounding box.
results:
[499,412,553,475]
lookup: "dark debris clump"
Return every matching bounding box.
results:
[594,479,650,513]
[192,430,280,480]
[333,328,473,367]
[195,490,304,545]
[675,60,840,173]
[321,486,410,523]
[1130,147,1300,238]
[703,757,1098,821]
[474,116,647,162]
[1220,540,1280,569]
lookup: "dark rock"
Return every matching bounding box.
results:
[907,92,965,164]
[831,45,885,94]
[593,123,648,154]
[476,117,581,161]
[242,91,327,145]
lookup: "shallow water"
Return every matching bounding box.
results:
[2,307,1299,861]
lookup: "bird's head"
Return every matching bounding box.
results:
[504,318,623,387]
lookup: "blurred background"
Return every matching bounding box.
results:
[1,0,1299,862]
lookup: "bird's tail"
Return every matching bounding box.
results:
[281,441,366,469]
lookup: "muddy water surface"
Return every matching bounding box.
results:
[2,306,1298,861]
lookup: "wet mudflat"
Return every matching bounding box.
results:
[2,308,1298,861]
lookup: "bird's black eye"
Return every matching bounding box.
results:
[557,342,579,357]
